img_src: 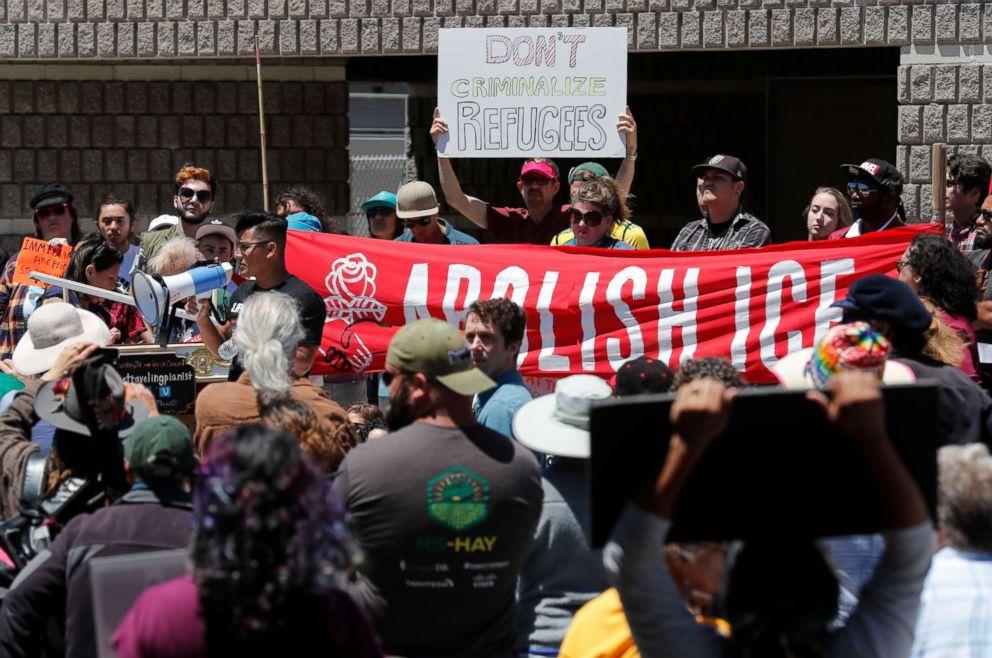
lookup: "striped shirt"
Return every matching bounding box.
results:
[909,547,992,658]
[670,210,771,252]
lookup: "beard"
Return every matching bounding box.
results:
[975,233,992,250]
[385,381,419,431]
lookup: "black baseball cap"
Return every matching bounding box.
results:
[613,356,675,396]
[841,159,904,194]
[692,155,747,182]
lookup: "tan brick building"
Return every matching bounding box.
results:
[0,0,987,246]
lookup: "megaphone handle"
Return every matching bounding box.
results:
[159,303,179,348]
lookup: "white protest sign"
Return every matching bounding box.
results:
[437,27,628,159]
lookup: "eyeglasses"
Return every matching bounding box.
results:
[847,182,876,196]
[520,176,551,187]
[35,203,69,219]
[403,217,433,228]
[895,259,907,272]
[568,208,605,227]
[178,187,213,203]
[235,240,271,254]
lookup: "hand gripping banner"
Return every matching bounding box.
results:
[287,224,939,384]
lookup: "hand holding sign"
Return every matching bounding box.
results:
[617,106,636,157]
[431,107,450,152]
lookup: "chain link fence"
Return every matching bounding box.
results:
[346,153,409,237]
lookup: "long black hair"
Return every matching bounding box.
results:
[905,233,978,320]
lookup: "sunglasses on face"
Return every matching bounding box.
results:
[35,203,69,219]
[979,208,992,221]
[847,182,876,196]
[366,208,393,220]
[178,187,213,203]
[403,217,433,228]
[520,176,551,187]
[568,208,605,227]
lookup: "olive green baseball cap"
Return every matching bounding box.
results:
[123,416,197,483]
[386,319,496,396]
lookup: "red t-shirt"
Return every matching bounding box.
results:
[486,204,570,245]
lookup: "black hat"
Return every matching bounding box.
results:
[30,183,73,210]
[692,155,747,182]
[831,274,931,335]
[35,360,150,438]
[841,159,904,195]
[613,356,675,396]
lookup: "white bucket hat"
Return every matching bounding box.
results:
[12,302,111,375]
[512,374,613,459]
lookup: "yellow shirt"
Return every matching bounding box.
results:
[559,588,641,658]
[551,219,650,250]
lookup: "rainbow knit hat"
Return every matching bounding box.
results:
[804,321,891,388]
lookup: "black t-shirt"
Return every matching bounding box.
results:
[225,274,325,380]
[334,422,543,658]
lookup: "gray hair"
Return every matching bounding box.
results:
[233,291,305,404]
[938,443,992,552]
[148,236,198,277]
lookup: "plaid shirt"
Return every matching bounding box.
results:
[670,210,771,252]
[946,214,988,264]
[0,254,46,361]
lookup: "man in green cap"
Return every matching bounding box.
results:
[334,318,543,658]
[0,415,196,658]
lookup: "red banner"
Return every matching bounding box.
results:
[287,224,939,384]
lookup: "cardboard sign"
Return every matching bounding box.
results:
[117,352,197,415]
[437,27,628,158]
[588,384,939,546]
[12,238,73,287]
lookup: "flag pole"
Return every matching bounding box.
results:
[255,35,270,212]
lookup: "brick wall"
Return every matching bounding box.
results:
[897,58,992,222]
[0,69,348,240]
[0,0,984,59]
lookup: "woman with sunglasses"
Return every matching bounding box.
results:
[556,177,635,250]
[359,191,403,240]
[804,187,852,240]
[41,233,155,345]
[0,184,82,361]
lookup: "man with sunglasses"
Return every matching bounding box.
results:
[970,196,992,392]
[828,159,906,240]
[0,183,81,361]
[394,181,479,245]
[137,165,217,269]
[671,155,771,252]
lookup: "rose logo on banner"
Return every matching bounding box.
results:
[320,253,388,374]
[323,253,387,324]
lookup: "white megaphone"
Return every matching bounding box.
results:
[131,262,233,327]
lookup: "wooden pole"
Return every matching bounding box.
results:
[932,143,947,227]
[255,36,270,212]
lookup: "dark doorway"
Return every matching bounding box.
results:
[767,76,897,243]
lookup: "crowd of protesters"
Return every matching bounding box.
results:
[0,107,987,658]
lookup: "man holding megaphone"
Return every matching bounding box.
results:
[194,212,326,381]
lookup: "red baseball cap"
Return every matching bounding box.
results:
[520,161,556,180]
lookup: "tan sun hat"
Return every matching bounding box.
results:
[12,302,111,375]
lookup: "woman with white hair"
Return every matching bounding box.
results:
[193,291,357,469]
